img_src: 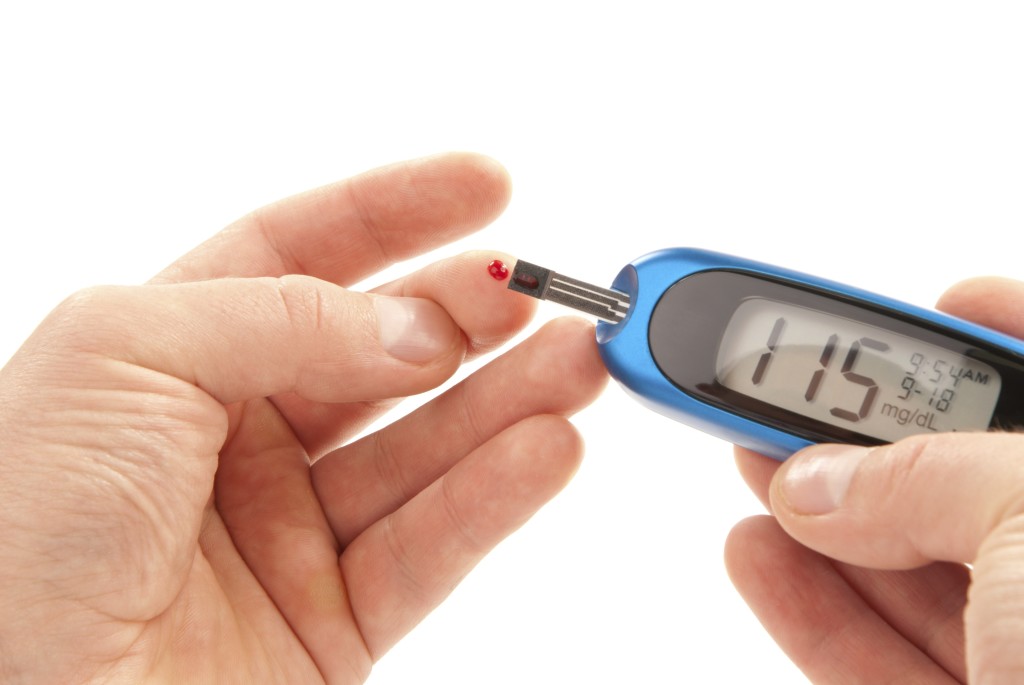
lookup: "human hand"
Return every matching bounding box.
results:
[725,277,1024,683]
[0,153,608,684]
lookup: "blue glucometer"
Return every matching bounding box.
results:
[509,248,1024,460]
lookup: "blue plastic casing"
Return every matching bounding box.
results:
[595,247,1024,461]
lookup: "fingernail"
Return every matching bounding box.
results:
[779,444,870,515]
[374,296,456,363]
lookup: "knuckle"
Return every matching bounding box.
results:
[53,284,118,319]
[272,275,330,334]
[344,179,391,272]
[371,429,415,504]
[380,516,428,605]
[44,285,132,351]
[877,434,955,502]
[879,434,931,480]
[440,474,484,554]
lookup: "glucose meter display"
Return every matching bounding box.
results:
[715,298,1002,442]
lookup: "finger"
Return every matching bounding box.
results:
[341,414,584,659]
[936,276,1024,337]
[152,152,512,286]
[312,316,608,546]
[37,276,464,405]
[833,562,968,681]
[269,250,538,458]
[214,397,370,683]
[725,516,961,684]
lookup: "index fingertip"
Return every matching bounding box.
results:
[936,276,1024,339]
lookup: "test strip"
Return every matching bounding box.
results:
[508,260,631,324]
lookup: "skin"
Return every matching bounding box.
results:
[0,153,608,684]
[726,276,1024,684]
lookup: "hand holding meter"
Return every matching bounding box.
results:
[508,248,1024,460]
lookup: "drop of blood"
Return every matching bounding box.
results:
[487,259,510,280]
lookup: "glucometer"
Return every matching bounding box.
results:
[507,248,1024,460]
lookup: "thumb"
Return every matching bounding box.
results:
[23,275,465,404]
[770,433,1024,682]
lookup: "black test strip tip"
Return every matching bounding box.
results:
[507,260,631,324]
[507,260,552,297]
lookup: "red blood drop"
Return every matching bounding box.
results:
[487,259,509,281]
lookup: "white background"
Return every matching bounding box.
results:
[2,2,1022,683]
